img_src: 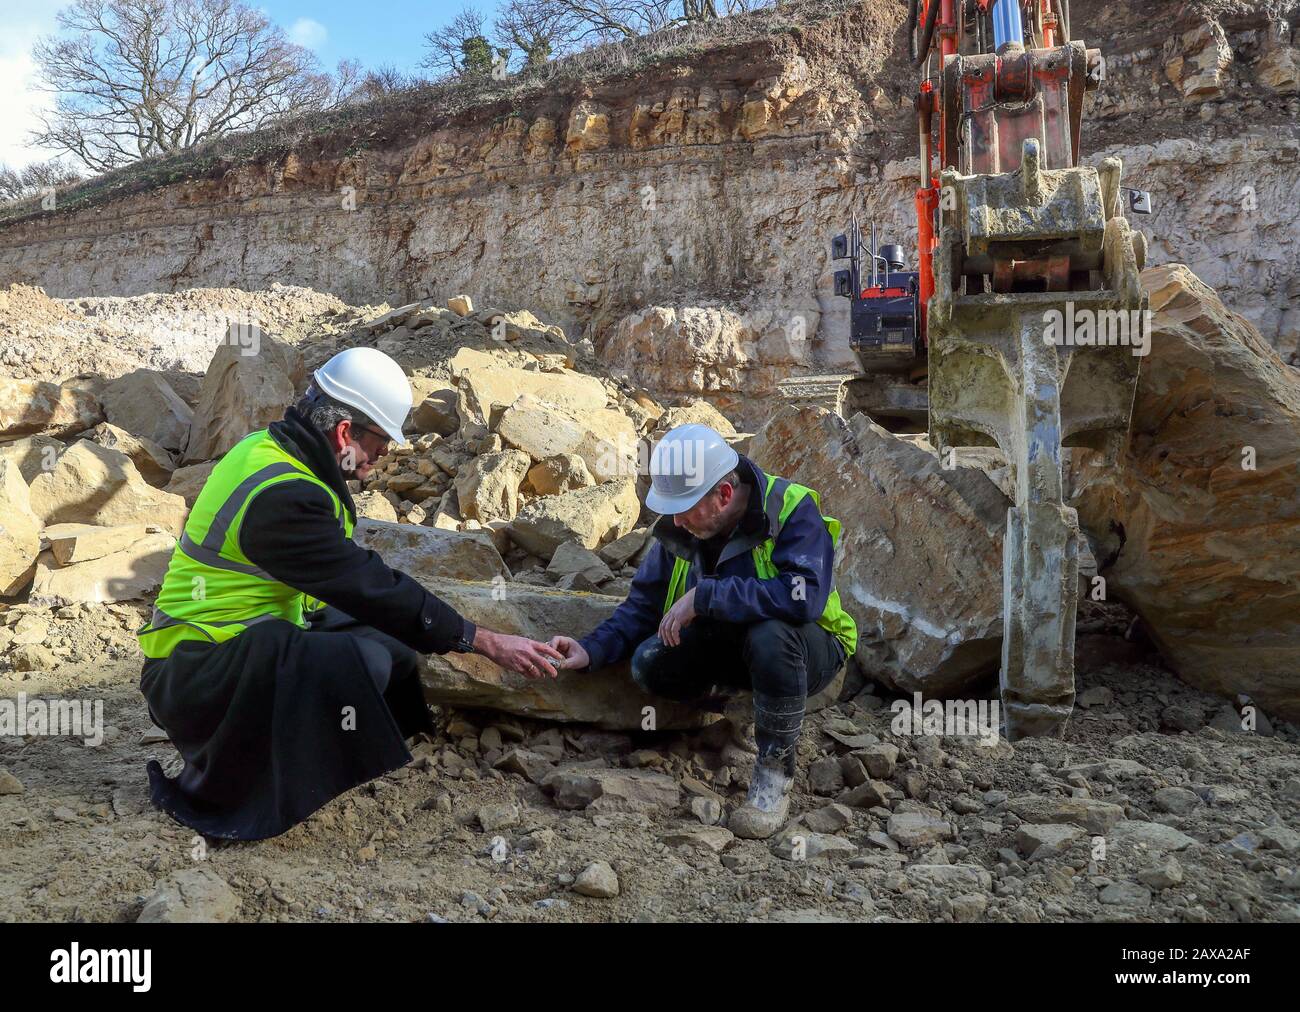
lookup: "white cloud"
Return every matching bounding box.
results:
[0,2,66,170]
[289,17,328,50]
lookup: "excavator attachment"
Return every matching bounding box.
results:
[928,140,1148,739]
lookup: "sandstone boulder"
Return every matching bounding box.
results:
[1071,265,1300,720]
[164,461,216,506]
[99,369,193,452]
[89,422,175,486]
[416,580,709,729]
[183,331,300,464]
[509,478,641,559]
[43,523,150,565]
[353,491,399,523]
[598,527,651,569]
[28,440,189,535]
[29,532,175,606]
[0,378,102,440]
[547,541,613,585]
[0,434,64,484]
[0,459,41,596]
[454,448,532,522]
[410,387,460,437]
[497,394,637,484]
[353,518,509,583]
[751,406,1008,697]
[603,304,813,430]
[653,400,738,439]
[451,347,606,433]
[526,453,595,496]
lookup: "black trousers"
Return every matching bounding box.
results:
[630,617,846,705]
[141,606,431,841]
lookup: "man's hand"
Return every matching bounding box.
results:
[474,628,565,679]
[657,586,697,648]
[548,636,590,671]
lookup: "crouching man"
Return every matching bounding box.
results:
[549,424,857,839]
[138,347,562,840]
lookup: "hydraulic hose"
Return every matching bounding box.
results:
[912,0,940,66]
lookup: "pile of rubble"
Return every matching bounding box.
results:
[2,265,1297,732]
[0,286,749,691]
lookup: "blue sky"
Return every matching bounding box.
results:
[0,0,505,169]
[258,0,505,75]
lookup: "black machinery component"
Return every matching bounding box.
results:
[832,216,922,373]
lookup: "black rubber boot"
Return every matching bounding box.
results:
[729,693,803,840]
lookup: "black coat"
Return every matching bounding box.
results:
[141,408,473,840]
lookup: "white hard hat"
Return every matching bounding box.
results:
[646,423,739,515]
[312,347,412,445]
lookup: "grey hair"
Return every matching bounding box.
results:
[710,469,741,495]
[295,385,378,438]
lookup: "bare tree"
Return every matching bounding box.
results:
[0,159,84,203]
[421,7,509,79]
[348,64,427,101]
[494,0,578,69]
[31,0,358,173]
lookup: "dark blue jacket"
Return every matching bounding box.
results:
[577,455,838,672]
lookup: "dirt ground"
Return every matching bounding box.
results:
[1,602,1297,924]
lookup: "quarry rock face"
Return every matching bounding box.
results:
[601,305,816,429]
[1072,265,1300,720]
[413,580,710,730]
[751,405,1009,698]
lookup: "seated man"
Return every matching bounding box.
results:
[138,346,561,841]
[550,423,857,839]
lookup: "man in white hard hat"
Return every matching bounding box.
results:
[550,423,858,839]
[138,346,563,840]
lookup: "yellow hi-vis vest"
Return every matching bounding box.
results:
[662,473,858,656]
[137,429,353,660]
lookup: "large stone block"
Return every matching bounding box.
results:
[28,440,189,535]
[0,378,102,440]
[496,394,637,483]
[751,405,1009,697]
[414,579,709,729]
[508,478,641,559]
[89,422,175,486]
[451,347,607,432]
[29,531,175,606]
[99,369,193,452]
[183,332,299,463]
[354,518,509,583]
[0,459,41,596]
[1072,265,1300,719]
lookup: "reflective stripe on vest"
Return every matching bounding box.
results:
[137,429,354,659]
[662,472,858,657]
